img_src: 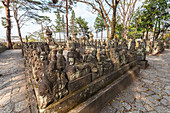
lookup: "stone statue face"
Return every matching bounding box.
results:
[70,42,76,51]
[92,50,97,56]
[40,55,45,61]
[68,58,75,65]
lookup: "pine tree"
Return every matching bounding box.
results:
[76,17,90,38]
[94,13,106,40]
[61,15,66,41]
[69,10,79,34]
[55,9,62,41]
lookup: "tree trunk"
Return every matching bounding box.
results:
[16,20,24,56]
[15,20,23,44]
[135,20,137,39]
[110,4,117,40]
[155,19,161,40]
[3,0,12,49]
[96,31,98,39]
[59,32,61,42]
[63,33,65,42]
[101,29,103,40]
[26,35,28,42]
[66,0,69,38]
[41,22,44,40]
[145,30,149,40]
[142,31,145,39]
[152,22,157,49]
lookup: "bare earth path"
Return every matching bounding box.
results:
[101,49,170,113]
[0,50,30,113]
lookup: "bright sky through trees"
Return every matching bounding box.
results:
[0,1,143,39]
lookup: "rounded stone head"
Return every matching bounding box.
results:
[92,49,97,56]
[67,52,75,65]
[40,51,46,61]
[46,26,52,36]
[102,49,106,55]
[58,49,63,55]
[70,42,76,51]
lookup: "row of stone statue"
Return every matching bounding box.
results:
[23,28,147,108]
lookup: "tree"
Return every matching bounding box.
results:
[55,9,62,41]
[118,0,137,39]
[69,10,78,34]
[35,16,52,41]
[115,16,123,39]
[135,0,169,43]
[76,17,90,38]
[52,0,77,38]
[94,13,106,40]
[61,15,66,41]
[76,0,120,40]
[10,0,51,45]
[1,0,12,48]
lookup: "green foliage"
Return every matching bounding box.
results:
[76,17,90,38]
[55,9,62,32]
[115,15,123,39]
[133,0,170,39]
[61,15,65,33]
[94,13,106,33]
[1,17,13,28]
[1,17,6,27]
[69,10,79,33]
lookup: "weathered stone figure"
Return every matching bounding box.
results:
[86,49,100,80]
[57,49,66,72]
[38,73,53,108]
[89,32,94,46]
[110,48,120,70]
[66,52,79,81]
[136,41,146,61]
[45,26,55,45]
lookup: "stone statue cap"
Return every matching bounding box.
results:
[89,32,93,38]
[72,31,77,36]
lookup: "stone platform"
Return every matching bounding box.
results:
[137,60,149,69]
[69,66,140,113]
[100,49,170,113]
[42,60,139,113]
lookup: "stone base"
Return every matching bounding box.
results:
[0,48,7,53]
[68,66,140,113]
[42,60,137,113]
[68,73,92,93]
[137,60,148,69]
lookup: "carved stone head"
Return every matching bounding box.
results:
[67,52,75,65]
[70,42,76,51]
[40,51,46,61]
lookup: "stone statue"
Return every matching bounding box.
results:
[110,48,120,70]
[136,41,146,61]
[97,40,101,49]
[65,52,79,81]
[89,32,94,46]
[67,42,83,64]
[38,72,53,108]
[45,27,55,45]
[86,49,100,80]
[100,49,114,74]
[57,49,66,72]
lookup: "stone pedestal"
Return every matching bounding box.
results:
[68,73,92,93]
[43,60,137,113]
[137,60,149,69]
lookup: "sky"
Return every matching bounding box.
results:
[0,1,143,39]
